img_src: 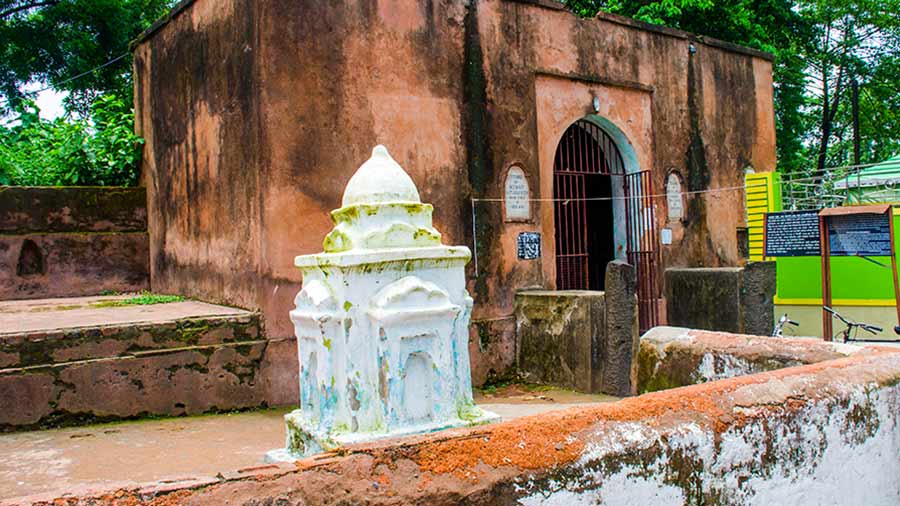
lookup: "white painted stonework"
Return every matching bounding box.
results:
[267,146,497,460]
[516,377,900,505]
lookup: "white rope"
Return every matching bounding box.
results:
[471,184,746,203]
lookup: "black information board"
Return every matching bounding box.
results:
[764,210,821,257]
[828,213,892,256]
[517,232,541,260]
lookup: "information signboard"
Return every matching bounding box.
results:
[517,232,541,260]
[828,213,892,256]
[764,210,821,257]
[818,205,898,340]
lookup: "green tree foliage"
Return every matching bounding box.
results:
[1,0,171,114]
[0,0,170,187]
[562,0,899,178]
[798,0,900,175]
[0,94,143,186]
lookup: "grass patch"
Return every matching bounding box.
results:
[92,292,185,308]
[475,382,560,396]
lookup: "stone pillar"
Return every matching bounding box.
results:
[741,261,776,336]
[267,146,497,461]
[600,260,639,396]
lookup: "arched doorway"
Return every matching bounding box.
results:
[552,118,660,331]
[553,119,622,290]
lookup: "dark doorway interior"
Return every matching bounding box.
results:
[553,120,624,291]
[585,175,614,290]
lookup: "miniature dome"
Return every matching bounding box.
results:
[341,145,421,207]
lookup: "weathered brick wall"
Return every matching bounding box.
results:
[0,186,149,299]
[19,331,900,505]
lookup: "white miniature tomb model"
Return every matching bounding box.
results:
[267,145,498,460]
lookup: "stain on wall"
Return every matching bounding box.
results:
[133,0,776,391]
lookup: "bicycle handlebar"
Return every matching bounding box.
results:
[824,306,852,326]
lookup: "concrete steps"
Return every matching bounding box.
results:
[0,296,273,431]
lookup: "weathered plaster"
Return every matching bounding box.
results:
[20,335,900,505]
[133,0,778,391]
[0,312,269,431]
[638,326,863,393]
[665,264,776,336]
[0,187,149,300]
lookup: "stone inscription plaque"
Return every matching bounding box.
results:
[829,213,892,256]
[505,166,531,221]
[764,210,821,257]
[517,232,541,260]
[665,172,684,221]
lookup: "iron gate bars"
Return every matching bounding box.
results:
[552,119,661,331]
[624,170,661,333]
[553,120,625,291]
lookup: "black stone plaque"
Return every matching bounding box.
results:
[764,210,821,257]
[517,232,541,260]
[828,213,892,257]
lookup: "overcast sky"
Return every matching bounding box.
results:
[1,84,68,124]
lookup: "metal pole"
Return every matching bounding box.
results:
[820,215,833,340]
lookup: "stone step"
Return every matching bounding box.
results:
[0,297,274,432]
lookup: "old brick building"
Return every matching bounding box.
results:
[132,0,776,403]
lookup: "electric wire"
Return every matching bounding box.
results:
[0,53,129,109]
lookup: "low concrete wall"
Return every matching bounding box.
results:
[515,261,639,396]
[665,262,775,335]
[638,326,860,393]
[0,186,149,299]
[18,330,900,505]
[0,311,273,431]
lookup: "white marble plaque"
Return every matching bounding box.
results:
[666,172,685,222]
[504,166,531,221]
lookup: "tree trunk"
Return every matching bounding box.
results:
[852,78,860,167]
[816,68,831,178]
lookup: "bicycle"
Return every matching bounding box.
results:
[823,306,883,343]
[772,313,799,338]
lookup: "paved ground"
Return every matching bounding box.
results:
[0,388,617,501]
[0,296,252,335]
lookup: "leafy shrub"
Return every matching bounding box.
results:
[0,94,143,187]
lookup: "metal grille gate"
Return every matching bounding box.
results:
[624,170,661,332]
[552,119,660,331]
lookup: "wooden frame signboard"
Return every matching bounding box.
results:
[819,205,900,341]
